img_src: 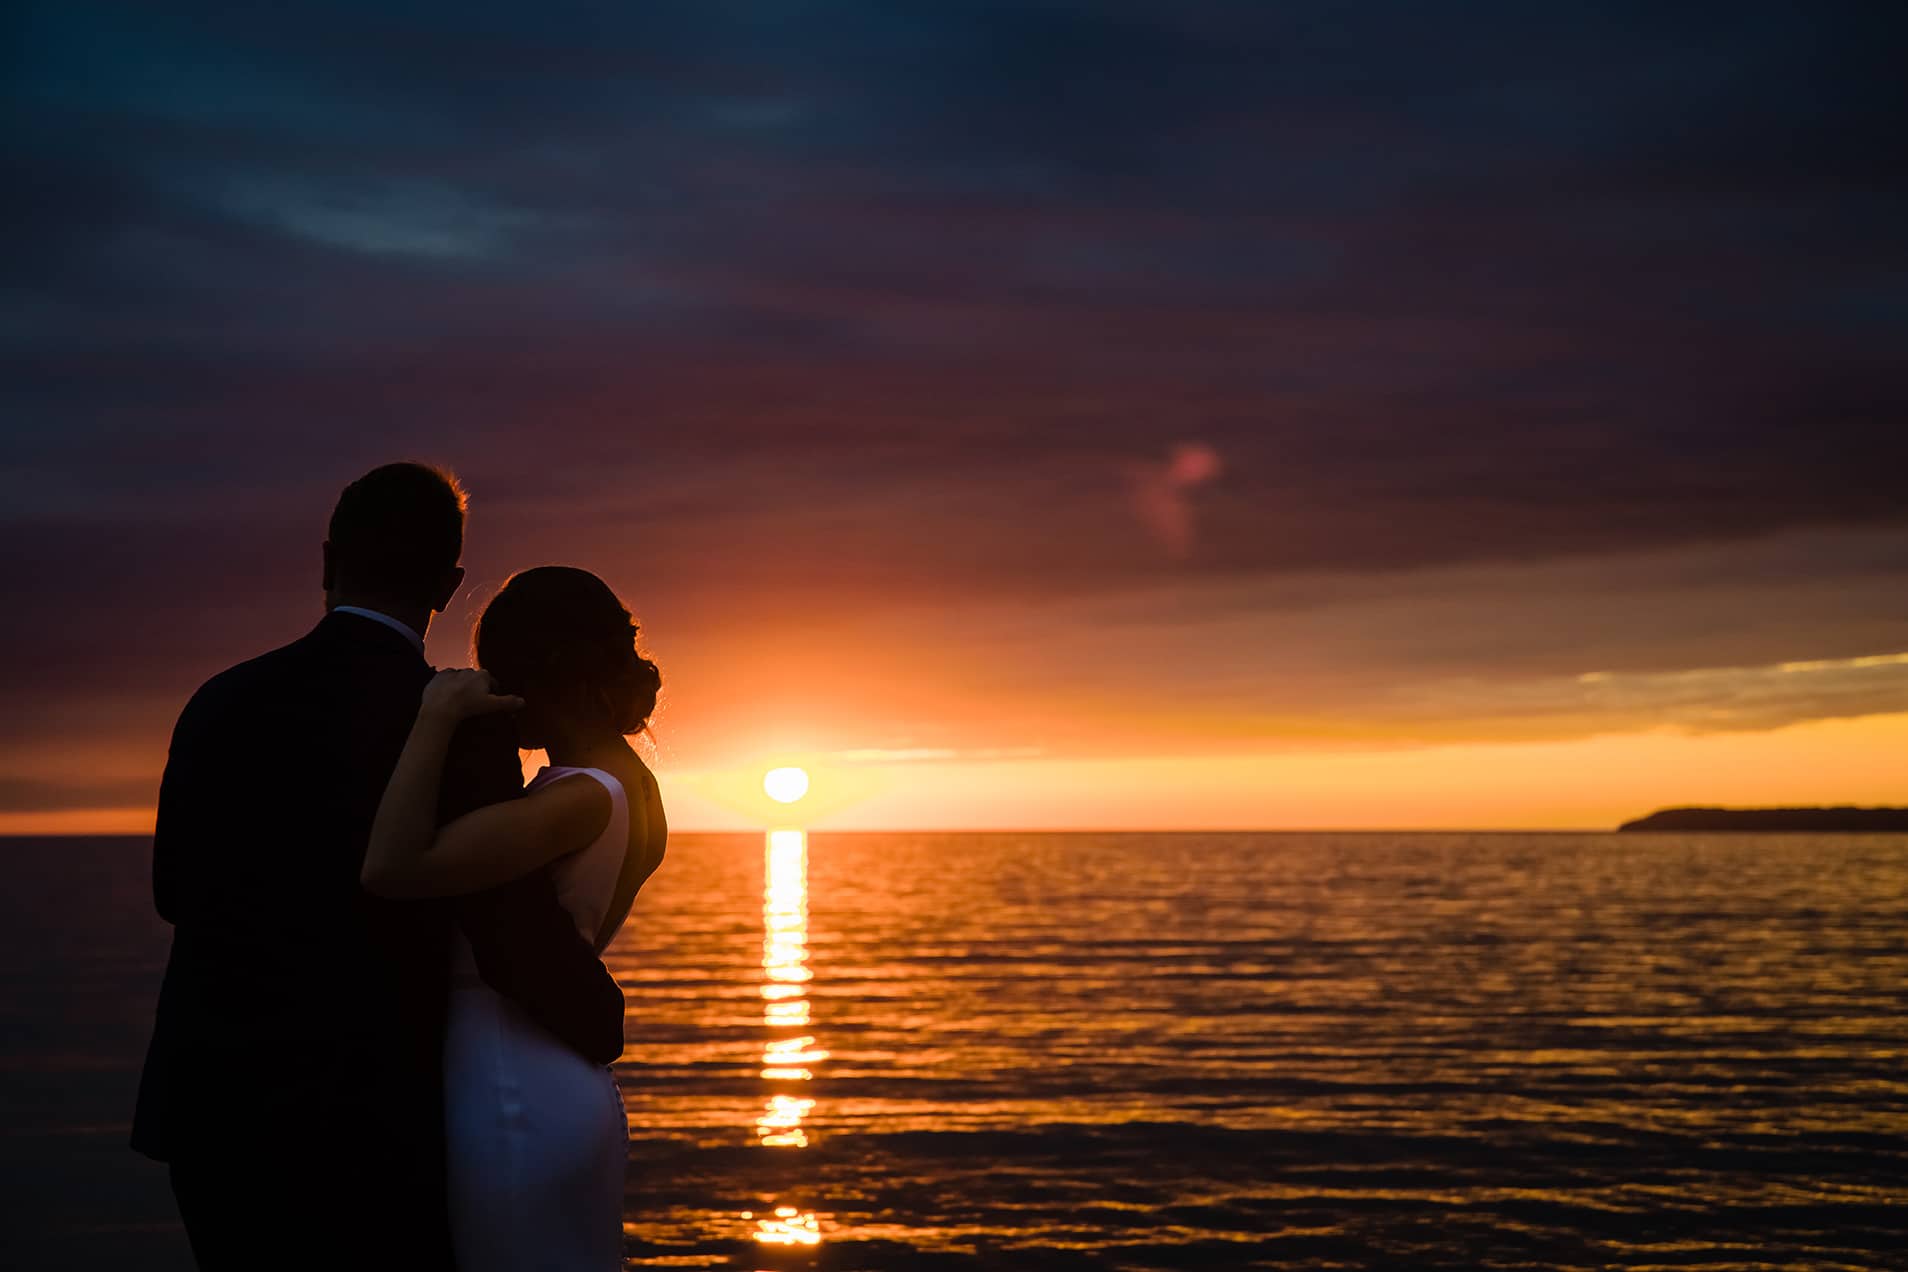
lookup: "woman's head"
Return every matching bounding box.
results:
[475,566,660,749]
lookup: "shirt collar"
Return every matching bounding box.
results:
[331,606,427,657]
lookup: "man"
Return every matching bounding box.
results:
[131,462,624,1270]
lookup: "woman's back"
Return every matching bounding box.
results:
[442,762,637,1272]
[528,765,634,952]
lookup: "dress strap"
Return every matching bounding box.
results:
[531,765,629,814]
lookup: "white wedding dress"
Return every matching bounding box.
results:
[443,766,634,1272]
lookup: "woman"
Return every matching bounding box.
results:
[362,566,667,1272]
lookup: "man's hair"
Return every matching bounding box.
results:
[327,462,467,602]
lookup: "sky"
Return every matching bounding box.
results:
[4,1,1906,831]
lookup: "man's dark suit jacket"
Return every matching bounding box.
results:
[130,611,624,1250]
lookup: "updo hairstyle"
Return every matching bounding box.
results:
[475,566,660,739]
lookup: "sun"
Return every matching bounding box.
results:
[763,766,810,804]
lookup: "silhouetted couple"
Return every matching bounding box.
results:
[132,463,667,1271]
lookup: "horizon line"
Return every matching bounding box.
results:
[0,825,1635,838]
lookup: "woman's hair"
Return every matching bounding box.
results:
[475,566,660,737]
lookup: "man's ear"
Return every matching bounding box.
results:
[321,540,337,592]
[430,565,466,615]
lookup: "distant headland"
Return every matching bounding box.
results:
[1619,807,1908,832]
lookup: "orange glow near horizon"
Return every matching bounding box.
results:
[0,807,157,836]
[7,712,1906,837]
[651,710,1908,832]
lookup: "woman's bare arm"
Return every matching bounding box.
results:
[361,670,611,898]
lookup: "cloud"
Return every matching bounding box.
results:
[1395,651,1908,738]
[847,524,1908,757]
[214,174,537,261]
[3,1,1906,816]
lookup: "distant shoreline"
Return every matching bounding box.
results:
[7,820,1908,841]
[1619,807,1908,832]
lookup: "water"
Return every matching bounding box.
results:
[4,832,1907,1270]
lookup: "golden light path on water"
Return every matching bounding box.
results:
[747,829,825,1250]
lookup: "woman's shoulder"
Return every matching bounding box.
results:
[561,754,658,804]
[522,767,618,845]
[532,764,624,798]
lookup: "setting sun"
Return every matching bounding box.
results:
[763,767,810,804]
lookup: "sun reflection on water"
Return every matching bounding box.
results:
[749,829,824,1248]
[751,1205,822,1246]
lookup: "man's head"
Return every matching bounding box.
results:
[322,462,468,619]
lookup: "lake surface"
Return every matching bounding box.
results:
[4,832,1907,1269]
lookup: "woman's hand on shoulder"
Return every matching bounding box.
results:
[420,669,524,724]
